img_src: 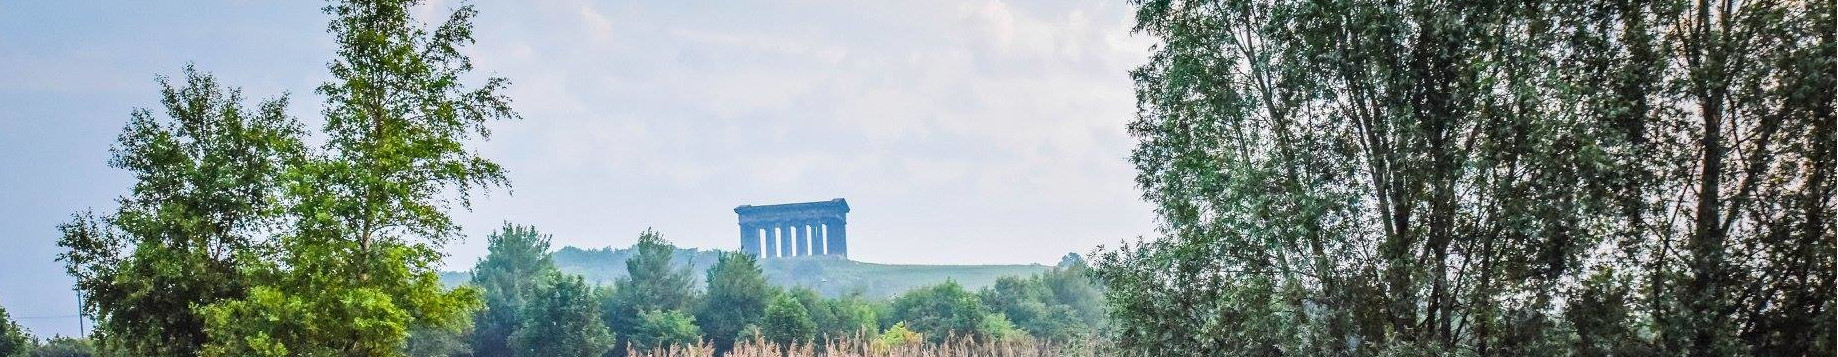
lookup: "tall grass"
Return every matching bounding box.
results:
[630,335,1111,357]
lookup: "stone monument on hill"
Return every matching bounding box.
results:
[735,198,849,259]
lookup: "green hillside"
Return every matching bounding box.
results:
[442,246,1052,299]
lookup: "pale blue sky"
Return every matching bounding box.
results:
[0,1,1155,337]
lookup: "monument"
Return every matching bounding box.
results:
[735,198,849,259]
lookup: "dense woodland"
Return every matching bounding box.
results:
[437,224,1104,357]
[4,0,1830,356]
[1094,0,1834,355]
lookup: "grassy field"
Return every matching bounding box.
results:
[760,256,1050,298]
[442,246,1053,298]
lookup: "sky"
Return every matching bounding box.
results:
[0,1,1157,337]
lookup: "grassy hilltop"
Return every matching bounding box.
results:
[443,246,1053,298]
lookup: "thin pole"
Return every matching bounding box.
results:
[76,290,85,337]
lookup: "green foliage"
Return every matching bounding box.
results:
[884,281,986,343]
[197,0,514,354]
[603,229,698,354]
[404,324,470,357]
[816,295,879,340]
[1100,0,1835,355]
[629,310,702,352]
[695,252,770,352]
[975,262,1105,342]
[469,223,557,356]
[510,273,614,357]
[28,336,94,357]
[0,305,27,357]
[973,313,1027,342]
[488,246,1050,298]
[56,65,304,357]
[873,322,922,350]
[760,294,816,347]
[779,287,877,341]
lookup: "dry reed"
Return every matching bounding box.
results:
[629,333,1110,357]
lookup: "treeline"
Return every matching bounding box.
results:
[1099,0,1833,355]
[0,306,94,357]
[426,223,1106,356]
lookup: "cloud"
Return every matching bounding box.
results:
[428,0,1159,267]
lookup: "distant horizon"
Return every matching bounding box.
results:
[0,0,1155,337]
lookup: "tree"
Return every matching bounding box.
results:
[55,66,304,357]
[510,273,615,357]
[819,295,879,341]
[871,323,922,352]
[695,252,770,353]
[28,337,95,357]
[0,305,28,356]
[404,325,470,357]
[1096,0,1833,355]
[629,310,701,353]
[974,313,1028,343]
[784,288,835,339]
[884,281,985,343]
[198,0,515,354]
[469,223,557,356]
[977,263,1104,342]
[760,294,816,348]
[603,229,697,355]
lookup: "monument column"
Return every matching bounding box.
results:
[801,222,815,256]
[789,222,803,257]
[828,219,847,258]
[766,225,781,258]
[800,223,813,256]
[740,223,760,256]
[778,223,791,257]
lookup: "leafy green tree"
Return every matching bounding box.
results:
[54,66,304,357]
[28,336,94,357]
[1098,0,1833,355]
[695,252,770,352]
[778,288,877,341]
[783,288,834,339]
[629,310,701,353]
[819,296,880,340]
[760,294,816,348]
[885,281,985,343]
[404,325,470,357]
[979,276,1049,330]
[510,273,614,357]
[603,229,697,355]
[197,0,515,354]
[973,313,1027,342]
[0,305,28,357]
[975,264,1104,342]
[468,223,556,356]
[872,323,922,351]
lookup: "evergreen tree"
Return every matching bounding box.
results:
[469,223,556,356]
[510,273,614,357]
[695,252,770,353]
[603,229,696,355]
